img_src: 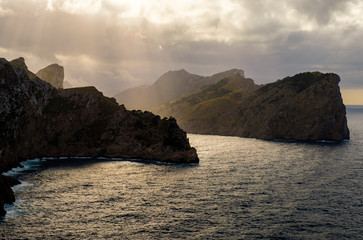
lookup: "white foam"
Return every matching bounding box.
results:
[3,199,26,218]
[3,158,43,177]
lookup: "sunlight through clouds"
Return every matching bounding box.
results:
[333,1,363,26]
[1,0,363,100]
[46,0,102,14]
[0,0,13,16]
[104,0,249,42]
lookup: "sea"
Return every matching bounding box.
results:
[0,106,362,239]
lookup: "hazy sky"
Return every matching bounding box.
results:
[0,0,362,102]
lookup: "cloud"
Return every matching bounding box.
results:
[0,0,362,96]
[286,0,355,25]
[46,0,103,14]
[0,2,13,16]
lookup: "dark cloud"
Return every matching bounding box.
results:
[0,0,362,97]
[287,0,355,25]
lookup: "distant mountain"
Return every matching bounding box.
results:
[154,72,259,133]
[63,80,73,89]
[114,69,245,110]
[36,63,64,89]
[155,72,349,141]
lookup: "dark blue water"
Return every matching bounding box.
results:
[1,106,362,239]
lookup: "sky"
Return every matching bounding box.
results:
[0,0,362,104]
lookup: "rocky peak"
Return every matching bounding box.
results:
[10,57,37,79]
[210,69,245,79]
[10,57,26,69]
[155,69,201,86]
[36,63,64,89]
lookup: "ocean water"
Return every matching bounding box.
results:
[1,106,362,239]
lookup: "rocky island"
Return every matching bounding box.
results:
[0,57,198,216]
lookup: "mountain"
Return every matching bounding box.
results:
[36,63,64,89]
[114,69,246,110]
[0,57,198,216]
[155,72,349,141]
[154,72,259,127]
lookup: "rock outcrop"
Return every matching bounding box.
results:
[155,72,350,141]
[0,57,198,216]
[236,72,350,141]
[0,175,19,216]
[36,63,64,89]
[10,57,38,79]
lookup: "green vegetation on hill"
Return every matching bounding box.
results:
[154,73,259,133]
[154,71,349,142]
[257,72,325,94]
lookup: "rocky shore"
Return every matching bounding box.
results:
[0,57,198,216]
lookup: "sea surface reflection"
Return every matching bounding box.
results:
[1,107,362,239]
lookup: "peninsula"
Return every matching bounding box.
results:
[116,69,349,142]
[0,57,198,216]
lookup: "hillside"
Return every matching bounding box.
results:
[114,69,245,110]
[155,72,349,142]
[154,72,259,128]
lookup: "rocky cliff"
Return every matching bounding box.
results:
[10,57,38,79]
[0,57,198,216]
[36,63,64,89]
[0,175,19,216]
[155,72,349,141]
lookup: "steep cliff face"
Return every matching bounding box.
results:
[0,58,55,172]
[236,72,350,141]
[156,72,349,141]
[0,175,19,216]
[0,57,198,216]
[36,63,64,89]
[19,87,198,163]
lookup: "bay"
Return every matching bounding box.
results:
[1,106,362,239]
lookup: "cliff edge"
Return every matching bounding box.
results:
[156,72,349,141]
[0,57,198,216]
